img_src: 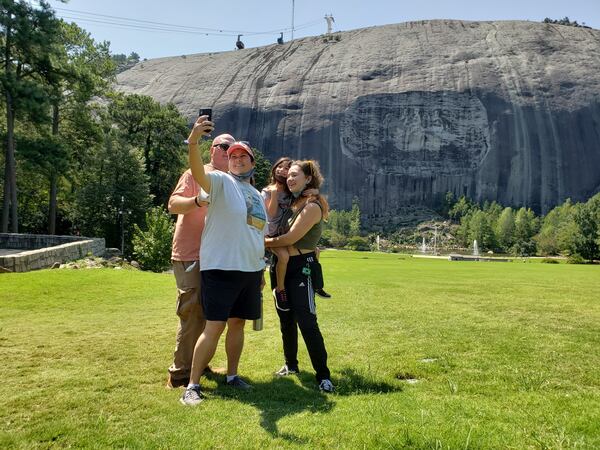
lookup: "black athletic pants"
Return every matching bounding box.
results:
[270,252,331,382]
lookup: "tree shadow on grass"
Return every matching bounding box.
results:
[209,367,402,442]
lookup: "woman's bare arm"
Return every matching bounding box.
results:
[265,203,321,247]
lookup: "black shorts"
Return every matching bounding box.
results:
[201,270,262,322]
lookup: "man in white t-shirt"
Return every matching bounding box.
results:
[180,115,267,406]
[166,133,234,389]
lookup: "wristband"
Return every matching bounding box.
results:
[194,196,201,207]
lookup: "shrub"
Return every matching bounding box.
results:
[541,258,560,264]
[511,240,536,257]
[567,254,586,264]
[346,236,371,251]
[132,206,174,272]
[329,231,348,249]
[319,229,332,247]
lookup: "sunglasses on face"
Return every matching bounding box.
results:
[213,143,230,151]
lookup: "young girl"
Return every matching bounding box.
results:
[262,158,330,311]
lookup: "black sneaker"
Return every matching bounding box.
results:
[226,376,252,390]
[274,364,299,377]
[166,375,188,389]
[319,379,335,393]
[315,288,331,298]
[180,386,203,406]
[273,288,290,311]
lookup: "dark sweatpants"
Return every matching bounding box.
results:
[270,252,331,382]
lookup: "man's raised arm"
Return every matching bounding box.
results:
[188,115,214,193]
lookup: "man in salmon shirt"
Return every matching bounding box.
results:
[166,133,235,388]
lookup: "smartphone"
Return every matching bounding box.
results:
[198,108,213,137]
[198,108,212,121]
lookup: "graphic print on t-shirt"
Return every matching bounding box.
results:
[241,184,266,232]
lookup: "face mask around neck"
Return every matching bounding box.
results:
[229,167,255,182]
[291,180,310,198]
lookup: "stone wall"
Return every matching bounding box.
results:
[0,234,106,273]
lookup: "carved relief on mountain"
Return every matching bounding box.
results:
[340,92,490,176]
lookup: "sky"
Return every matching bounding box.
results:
[39,0,600,60]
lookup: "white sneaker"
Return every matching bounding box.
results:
[274,364,299,377]
[319,379,334,393]
[180,386,203,406]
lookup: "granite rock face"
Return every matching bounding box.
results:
[116,20,600,228]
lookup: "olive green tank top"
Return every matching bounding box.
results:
[289,201,323,249]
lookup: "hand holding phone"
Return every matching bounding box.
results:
[198,108,213,137]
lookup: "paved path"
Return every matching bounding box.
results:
[0,249,25,256]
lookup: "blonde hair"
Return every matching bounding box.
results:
[291,160,329,220]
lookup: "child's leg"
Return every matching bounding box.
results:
[271,247,289,292]
[313,247,332,298]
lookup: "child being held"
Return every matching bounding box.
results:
[261,157,331,312]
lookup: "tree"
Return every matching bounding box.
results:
[111,51,141,73]
[595,198,600,253]
[1,0,65,232]
[44,21,114,234]
[349,197,361,236]
[512,207,539,256]
[467,210,495,251]
[128,52,140,63]
[449,196,473,222]
[250,146,271,190]
[14,21,114,235]
[495,207,515,252]
[73,129,151,252]
[456,209,474,246]
[535,200,574,256]
[108,93,188,206]
[569,195,600,262]
[326,209,351,237]
[439,191,455,217]
[483,201,502,223]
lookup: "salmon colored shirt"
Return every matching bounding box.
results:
[170,166,214,261]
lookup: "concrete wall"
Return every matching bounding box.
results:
[0,234,105,273]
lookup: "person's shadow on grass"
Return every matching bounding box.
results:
[209,367,403,442]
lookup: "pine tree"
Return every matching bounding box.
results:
[1,0,64,231]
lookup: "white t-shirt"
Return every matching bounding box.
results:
[200,171,267,272]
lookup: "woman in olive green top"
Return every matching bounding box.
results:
[264,160,334,393]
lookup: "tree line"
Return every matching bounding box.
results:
[542,17,591,29]
[444,192,600,262]
[322,192,600,262]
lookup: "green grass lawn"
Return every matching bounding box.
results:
[1,251,599,449]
